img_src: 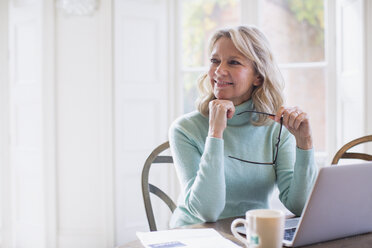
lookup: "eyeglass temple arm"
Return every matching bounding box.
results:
[273,117,283,164]
[234,110,284,165]
[228,155,275,165]
[237,110,276,117]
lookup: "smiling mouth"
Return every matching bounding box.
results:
[214,80,233,86]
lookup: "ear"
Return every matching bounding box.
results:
[253,75,263,86]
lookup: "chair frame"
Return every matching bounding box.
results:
[331,135,372,165]
[141,141,176,231]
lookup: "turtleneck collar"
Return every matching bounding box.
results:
[227,99,255,126]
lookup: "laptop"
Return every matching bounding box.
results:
[236,162,372,247]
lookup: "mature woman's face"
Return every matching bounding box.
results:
[208,37,261,106]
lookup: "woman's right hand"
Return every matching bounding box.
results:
[208,99,235,139]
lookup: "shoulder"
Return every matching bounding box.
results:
[170,111,208,131]
[169,111,208,139]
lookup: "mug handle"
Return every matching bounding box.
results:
[231,218,250,247]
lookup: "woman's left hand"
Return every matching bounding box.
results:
[271,106,313,150]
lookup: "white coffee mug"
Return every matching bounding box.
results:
[231,209,284,248]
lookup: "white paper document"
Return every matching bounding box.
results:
[136,228,241,248]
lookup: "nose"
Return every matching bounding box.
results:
[215,62,228,76]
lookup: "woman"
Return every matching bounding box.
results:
[169,25,317,228]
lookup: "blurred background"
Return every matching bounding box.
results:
[0,0,371,247]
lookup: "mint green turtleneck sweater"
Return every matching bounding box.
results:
[168,100,318,228]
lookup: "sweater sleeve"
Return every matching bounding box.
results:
[169,122,226,222]
[275,130,318,216]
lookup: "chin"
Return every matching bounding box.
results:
[215,95,230,101]
[214,91,231,100]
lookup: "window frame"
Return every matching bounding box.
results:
[176,0,339,166]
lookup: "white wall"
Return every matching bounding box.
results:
[55,1,114,247]
[8,1,46,247]
[336,0,365,148]
[3,0,114,247]
[0,0,11,245]
[365,0,372,153]
[114,0,178,245]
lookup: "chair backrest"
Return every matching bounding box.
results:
[141,141,176,231]
[331,135,372,165]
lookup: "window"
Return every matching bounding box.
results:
[180,0,241,113]
[180,0,327,163]
[260,0,326,156]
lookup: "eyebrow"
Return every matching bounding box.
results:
[209,55,245,60]
[229,56,244,60]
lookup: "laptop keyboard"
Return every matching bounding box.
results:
[284,217,300,241]
[285,217,300,229]
[284,227,297,241]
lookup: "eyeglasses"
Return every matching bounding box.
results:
[228,110,283,166]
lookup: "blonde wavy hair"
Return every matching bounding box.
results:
[196,25,284,125]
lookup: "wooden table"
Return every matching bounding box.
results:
[118,216,372,248]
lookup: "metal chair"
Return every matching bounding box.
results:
[331,135,372,165]
[141,141,176,231]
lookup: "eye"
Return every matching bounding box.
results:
[229,60,241,65]
[210,58,220,64]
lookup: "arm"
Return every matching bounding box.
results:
[272,106,318,215]
[169,100,235,222]
[274,131,318,215]
[169,124,225,222]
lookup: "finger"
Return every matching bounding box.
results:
[294,113,308,130]
[290,107,302,128]
[209,101,232,122]
[226,103,235,119]
[275,106,286,122]
[209,100,217,111]
[209,100,225,112]
[212,100,235,119]
[215,103,228,116]
[288,110,299,128]
[282,109,292,127]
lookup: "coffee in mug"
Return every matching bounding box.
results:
[231,209,285,248]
